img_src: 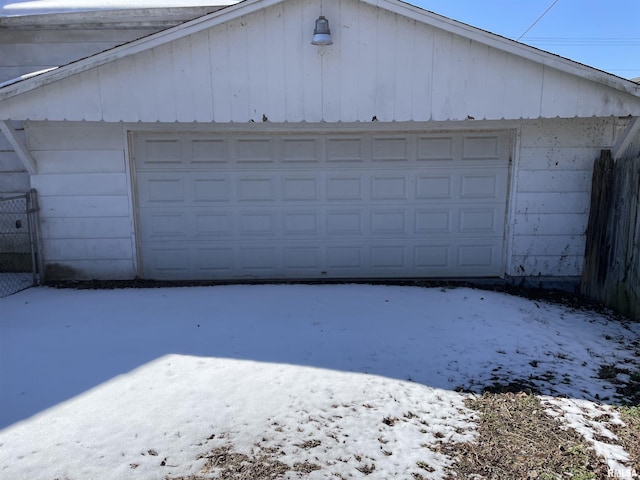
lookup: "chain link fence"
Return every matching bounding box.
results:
[0,190,43,297]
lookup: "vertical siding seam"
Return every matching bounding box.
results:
[429,23,435,121]
[391,13,397,121]
[205,28,215,121]
[242,16,251,122]
[409,19,416,121]
[374,7,380,120]
[96,66,105,122]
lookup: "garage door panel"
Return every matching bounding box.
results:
[327,210,365,235]
[138,138,183,167]
[415,210,452,233]
[462,135,502,160]
[239,212,277,235]
[460,172,507,199]
[417,136,455,161]
[282,177,320,200]
[144,245,191,276]
[234,137,274,163]
[327,245,364,270]
[416,175,453,199]
[195,212,235,237]
[458,244,498,269]
[197,247,235,273]
[371,245,406,268]
[135,131,510,279]
[141,177,185,203]
[326,176,364,200]
[193,177,232,201]
[283,212,320,235]
[239,247,279,270]
[326,137,364,162]
[142,211,189,238]
[414,244,450,268]
[282,137,322,163]
[237,177,276,201]
[371,175,408,199]
[372,136,410,162]
[371,210,406,234]
[190,138,228,165]
[459,208,499,233]
[283,247,323,271]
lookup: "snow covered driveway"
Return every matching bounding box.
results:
[0,284,638,479]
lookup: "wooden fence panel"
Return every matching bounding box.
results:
[582,150,640,320]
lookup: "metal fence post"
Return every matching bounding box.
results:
[28,189,44,285]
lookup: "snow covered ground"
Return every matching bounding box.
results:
[0,284,639,479]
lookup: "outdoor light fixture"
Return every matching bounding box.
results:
[311,16,333,45]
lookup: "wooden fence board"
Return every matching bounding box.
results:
[582,150,640,320]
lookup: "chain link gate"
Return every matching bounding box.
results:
[0,189,43,297]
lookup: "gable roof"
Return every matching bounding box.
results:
[0,0,639,123]
[0,0,233,16]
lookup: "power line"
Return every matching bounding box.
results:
[517,0,560,42]
[520,37,640,46]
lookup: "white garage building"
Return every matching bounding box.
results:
[1,0,639,282]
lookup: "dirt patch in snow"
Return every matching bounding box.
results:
[442,392,610,480]
[610,407,640,473]
[169,445,291,480]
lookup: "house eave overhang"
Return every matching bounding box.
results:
[0,5,232,29]
[0,0,638,105]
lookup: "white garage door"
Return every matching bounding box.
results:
[133,130,510,280]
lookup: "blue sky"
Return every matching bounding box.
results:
[415,0,640,80]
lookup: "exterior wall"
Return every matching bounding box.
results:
[0,27,160,84]
[0,122,29,196]
[0,7,226,83]
[2,0,640,123]
[509,117,616,277]
[25,122,136,279]
[620,118,640,159]
[23,117,617,281]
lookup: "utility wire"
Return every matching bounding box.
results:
[522,37,640,46]
[517,0,560,42]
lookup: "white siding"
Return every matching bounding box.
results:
[25,122,135,279]
[2,0,640,122]
[0,6,229,83]
[508,117,615,277]
[0,28,163,84]
[0,122,30,195]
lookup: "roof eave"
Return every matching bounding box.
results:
[0,0,268,101]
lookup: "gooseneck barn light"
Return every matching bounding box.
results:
[311,16,333,45]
